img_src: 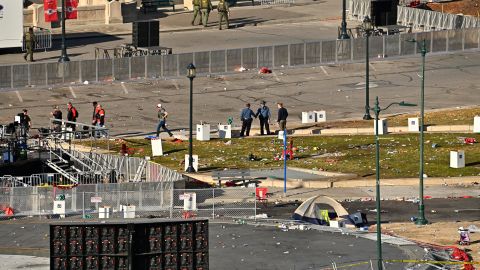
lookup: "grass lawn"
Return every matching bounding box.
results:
[308,107,480,129]
[86,133,480,179]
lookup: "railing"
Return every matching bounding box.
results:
[0,184,256,221]
[1,27,479,90]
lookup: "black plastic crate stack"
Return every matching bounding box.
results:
[50,219,208,270]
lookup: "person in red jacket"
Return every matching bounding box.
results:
[67,102,78,131]
[95,104,106,138]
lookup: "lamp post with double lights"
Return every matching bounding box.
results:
[363,16,373,120]
[186,63,196,173]
[372,97,416,270]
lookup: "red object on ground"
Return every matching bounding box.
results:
[225,181,236,187]
[121,143,127,155]
[451,247,474,270]
[282,139,294,160]
[259,67,272,74]
[4,207,14,216]
[462,195,473,198]
[464,138,477,144]
[424,195,432,199]
[172,138,184,143]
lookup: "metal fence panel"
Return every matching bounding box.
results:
[415,32,432,54]
[210,50,226,73]
[290,43,305,66]
[352,37,366,61]
[305,42,321,64]
[431,31,447,52]
[258,46,273,68]
[242,47,257,70]
[146,55,162,78]
[336,39,351,62]
[274,45,288,67]
[194,51,210,74]
[226,49,241,72]
[97,59,113,81]
[30,62,47,86]
[171,188,256,220]
[11,65,29,87]
[162,54,177,77]
[369,36,384,58]
[80,59,97,82]
[464,28,479,49]
[130,56,146,79]
[63,61,80,84]
[384,35,400,57]
[399,33,416,55]
[178,53,194,77]
[321,40,336,63]
[447,29,463,51]
[0,66,12,88]
[46,62,63,85]
[113,57,130,81]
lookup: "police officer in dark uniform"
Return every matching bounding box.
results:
[240,103,256,137]
[255,100,271,135]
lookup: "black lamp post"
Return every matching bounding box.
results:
[186,63,196,173]
[339,0,350,39]
[58,0,70,62]
[372,97,416,270]
[363,16,373,120]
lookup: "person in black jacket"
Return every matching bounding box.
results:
[51,105,62,132]
[277,102,288,131]
[67,102,78,131]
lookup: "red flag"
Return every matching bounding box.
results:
[44,0,59,22]
[65,0,78,20]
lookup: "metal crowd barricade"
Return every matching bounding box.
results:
[22,26,52,52]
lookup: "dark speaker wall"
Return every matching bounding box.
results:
[132,20,160,48]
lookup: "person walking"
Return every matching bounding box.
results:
[255,101,271,135]
[51,105,63,133]
[200,0,213,27]
[240,103,256,137]
[66,102,78,131]
[23,27,37,62]
[91,101,98,137]
[156,104,173,137]
[277,102,288,131]
[217,0,229,30]
[191,0,202,25]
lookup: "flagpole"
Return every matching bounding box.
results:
[58,0,70,62]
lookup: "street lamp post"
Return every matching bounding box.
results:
[186,63,196,173]
[58,0,70,63]
[372,97,416,270]
[339,0,350,39]
[414,39,429,225]
[363,16,373,120]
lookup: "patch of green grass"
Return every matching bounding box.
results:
[85,133,480,179]
[311,107,480,129]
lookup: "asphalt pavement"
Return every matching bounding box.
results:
[1,52,479,136]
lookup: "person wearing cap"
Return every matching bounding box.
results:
[255,101,271,135]
[156,104,173,137]
[240,103,256,137]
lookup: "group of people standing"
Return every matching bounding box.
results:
[50,102,79,133]
[191,0,230,30]
[240,101,288,137]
